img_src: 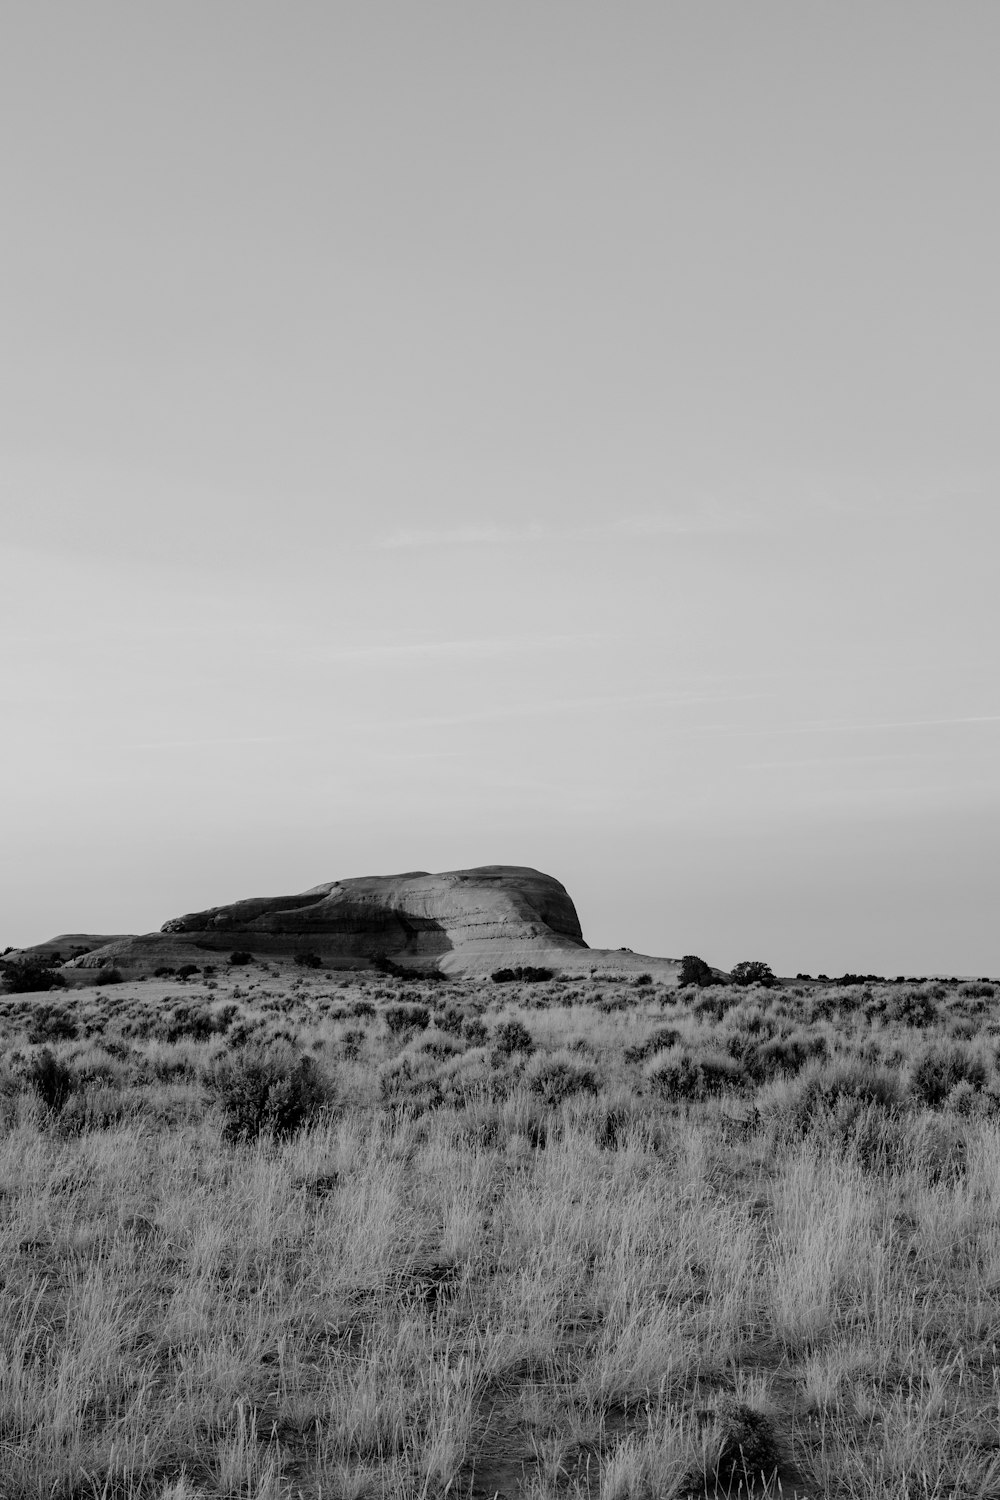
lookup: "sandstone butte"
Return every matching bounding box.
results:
[15,865,683,981]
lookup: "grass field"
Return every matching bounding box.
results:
[3,963,1000,1498]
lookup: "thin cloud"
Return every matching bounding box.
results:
[678,713,1000,742]
[122,735,298,751]
[378,503,745,550]
[291,633,600,664]
[380,521,548,549]
[745,751,959,769]
[754,713,1000,736]
[377,689,763,730]
[377,488,983,551]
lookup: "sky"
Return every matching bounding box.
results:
[2,4,998,975]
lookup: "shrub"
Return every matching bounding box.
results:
[461,1016,488,1047]
[378,1052,443,1112]
[155,1002,233,1043]
[56,1086,132,1137]
[909,1043,988,1108]
[692,989,740,1021]
[208,1044,334,1143]
[94,967,123,986]
[644,1045,744,1100]
[383,1003,430,1036]
[371,953,410,978]
[228,952,253,966]
[28,1003,79,1044]
[412,1030,465,1061]
[226,1018,266,1048]
[881,986,939,1027]
[176,964,199,980]
[703,1399,781,1493]
[633,973,653,987]
[340,1027,365,1060]
[730,960,777,988]
[27,1048,74,1113]
[697,1050,746,1093]
[492,1019,535,1058]
[295,952,323,968]
[723,1004,774,1040]
[741,1030,827,1081]
[946,1079,982,1117]
[757,1059,909,1140]
[525,1050,599,1106]
[644,1046,704,1101]
[437,1048,493,1108]
[959,980,996,1000]
[623,1026,682,1064]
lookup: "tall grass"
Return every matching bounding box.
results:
[0,970,998,1495]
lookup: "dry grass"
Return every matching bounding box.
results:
[2,969,1000,1496]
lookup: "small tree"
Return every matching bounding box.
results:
[678,954,715,987]
[730,959,777,988]
[1,961,64,994]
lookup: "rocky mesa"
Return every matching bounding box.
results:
[62,865,679,980]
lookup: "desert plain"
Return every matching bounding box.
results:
[2,869,1000,1499]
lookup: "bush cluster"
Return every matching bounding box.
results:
[383,1003,430,1036]
[729,960,777,988]
[27,1048,74,1113]
[491,966,554,984]
[644,1045,744,1101]
[491,1019,535,1058]
[207,1044,334,1143]
[28,1002,79,1044]
[1,962,64,994]
[909,1042,988,1107]
[154,1001,237,1043]
[525,1050,600,1105]
[623,1026,682,1064]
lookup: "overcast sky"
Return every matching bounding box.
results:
[3,4,998,975]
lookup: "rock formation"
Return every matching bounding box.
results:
[56,865,681,980]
